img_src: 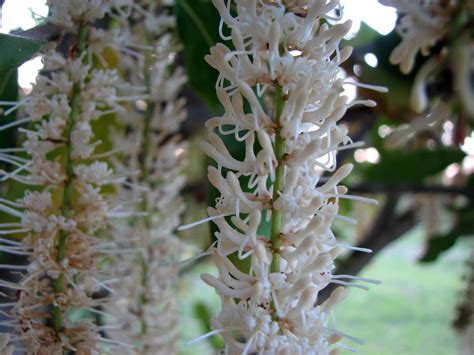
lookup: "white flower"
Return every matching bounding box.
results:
[0,1,136,353]
[75,162,114,185]
[47,0,109,29]
[21,190,54,212]
[383,0,474,144]
[105,1,187,353]
[380,0,449,74]
[198,1,379,353]
[0,334,14,355]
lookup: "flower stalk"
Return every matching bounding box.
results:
[106,1,187,352]
[382,0,474,146]
[0,1,139,352]
[199,1,381,352]
[138,35,154,336]
[53,24,88,333]
[270,85,285,274]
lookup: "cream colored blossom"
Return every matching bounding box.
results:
[380,0,450,74]
[382,0,474,145]
[193,0,380,353]
[105,1,187,353]
[0,1,137,353]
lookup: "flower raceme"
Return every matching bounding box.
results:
[0,0,148,352]
[381,0,474,146]
[195,0,382,353]
[380,0,450,76]
[106,0,188,353]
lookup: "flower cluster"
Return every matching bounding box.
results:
[0,1,141,352]
[381,0,474,146]
[200,0,378,353]
[106,1,187,353]
[380,0,450,75]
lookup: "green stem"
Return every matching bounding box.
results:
[140,33,153,197]
[270,86,285,273]
[138,32,154,336]
[53,24,88,334]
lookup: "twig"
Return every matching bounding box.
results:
[350,183,474,199]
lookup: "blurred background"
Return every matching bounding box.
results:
[1,1,473,354]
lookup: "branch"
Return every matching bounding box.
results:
[350,183,474,199]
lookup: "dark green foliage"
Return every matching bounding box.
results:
[420,206,474,262]
[0,70,18,152]
[361,149,466,184]
[0,33,44,156]
[193,302,225,350]
[175,0,223,112]
[0,33,45,95]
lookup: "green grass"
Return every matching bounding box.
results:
[178,261,220,355]
[336,229,466,355]
[179,229,469,354]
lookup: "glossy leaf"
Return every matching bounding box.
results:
[345,22,379,49]
[192,302,224,350]
[361,149,466,184]
[0,70,18,151]
[419,206,474,262]
[0,33,45,95]
[175,0,223,113]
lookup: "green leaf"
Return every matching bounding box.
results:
[0,33,46,72]
[419,232,459,263]
[192,302,224,350]
[0,70,18,151]
[345,22,379,48]
[0,33,45,95]
[419,207,474,262]
[176,0,223,113]
[356,30,424,117]
[361,149,466,184]
[0,67,15,96]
